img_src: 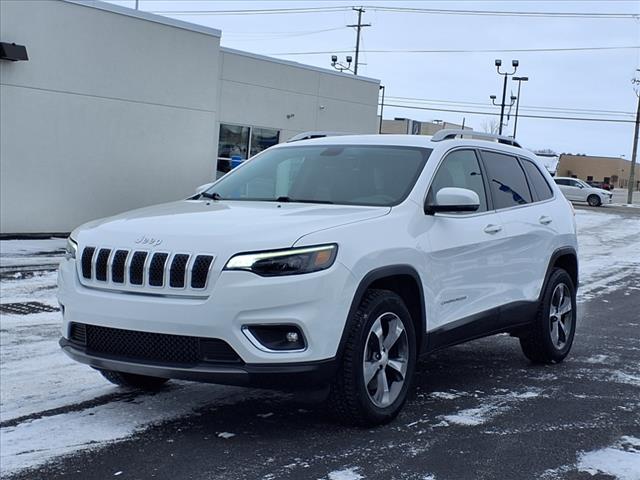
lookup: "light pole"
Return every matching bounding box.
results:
[490,59,519,135]
[378,85,386,134]
[512,76,529,138]
[628,69,640,203]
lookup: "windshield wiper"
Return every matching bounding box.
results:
[275,196,334,204]
[201,191,223,200]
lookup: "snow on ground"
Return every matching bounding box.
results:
[573,209,640,301]
[577,436,640,480]
[1,209,639,476]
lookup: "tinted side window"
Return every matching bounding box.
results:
[555,179,569,186]
[521,159,553,201]
[428,149,488,213]
[480,150,532,209]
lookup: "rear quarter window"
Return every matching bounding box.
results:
[521,159,554,201]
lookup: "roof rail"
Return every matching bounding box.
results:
[430,129,522,148]
[286,131,352,143]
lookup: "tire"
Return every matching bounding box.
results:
[587,194,601,207]
[328,289,417,427]
[519,268,577,364]
[99,369,169,390]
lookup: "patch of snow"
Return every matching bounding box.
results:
[1,386,268,475]
[610,371,640,387]
[327,467,364,480]
[577,436,640,480]
[217,432,236,439]
[0,239,66,268]
[257,412,274,418]
[442,404,503,426]
[583,354,610,364]
[429,391,463,400]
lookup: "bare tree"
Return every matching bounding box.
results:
[481,118,500,134]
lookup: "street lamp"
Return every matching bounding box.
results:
[512,76,529,138]
[330,55,353,73]
[490,59,519,135]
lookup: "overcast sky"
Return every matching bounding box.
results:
[110,0,640,159]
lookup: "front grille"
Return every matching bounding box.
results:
[79,247,214,292]
[169,254,189,288]
[81,247,95,279]
[148,253,169,287]
[68,322,242,365]
[95,248,111,281]
[111,250,128,283]
[191,255,214,289]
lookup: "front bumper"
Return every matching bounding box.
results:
[60,338,337,388]
[58,256,357,365]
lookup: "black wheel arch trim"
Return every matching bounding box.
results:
[542,246,579,295]
[337,265,427,359]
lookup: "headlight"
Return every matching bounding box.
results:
[225,244,337,277]
[65,237,78,259]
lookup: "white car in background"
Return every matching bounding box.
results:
[554,177,612,207]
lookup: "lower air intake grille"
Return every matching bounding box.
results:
[68,323,242,365]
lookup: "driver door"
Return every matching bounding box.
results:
[421,149,507,333]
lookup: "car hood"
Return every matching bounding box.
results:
[593,188,611,195]
[74,199,390,254]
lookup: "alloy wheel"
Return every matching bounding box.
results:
[362,312,409,408]
[549,283,573,350]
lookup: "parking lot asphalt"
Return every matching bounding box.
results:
[11,272,639,480]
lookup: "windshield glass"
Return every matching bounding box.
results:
[207,145,432,207]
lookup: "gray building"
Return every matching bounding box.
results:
[0,0,380,234]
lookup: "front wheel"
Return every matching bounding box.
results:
[519,268,577,364]
[99,369,169,390]
[328,289,417,426]
[587,194,602,207]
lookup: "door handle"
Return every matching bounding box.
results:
[484,224,502,234]
[539,216,553,225]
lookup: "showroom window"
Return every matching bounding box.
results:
[217,124,280,174]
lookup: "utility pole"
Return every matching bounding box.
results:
[628,90,639,204]
[347,7,371,75]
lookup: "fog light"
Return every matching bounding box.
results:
[243,325,306,351]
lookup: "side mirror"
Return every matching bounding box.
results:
[425,187,480,215]
[195,182,214,194]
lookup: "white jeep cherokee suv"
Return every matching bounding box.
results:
[58,130,578,426]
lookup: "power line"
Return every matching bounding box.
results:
[368,6,638,19]
[148,6,351,16]
[383,103,637,124]
[385,95,636,117]
[148,5,637,19]
[270,46,640,55]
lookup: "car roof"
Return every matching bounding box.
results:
[273,133,531,158]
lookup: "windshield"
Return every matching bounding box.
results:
[207,145,432,207]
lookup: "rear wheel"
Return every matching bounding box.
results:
[99,369,169,390]
[519,268,576,364]
[587,194,601,207]
[328,289,417,426]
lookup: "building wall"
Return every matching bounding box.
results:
[1,0,221,234]
[0,2,380,234]
[381,118,472,135]
[557,154,631,187]
[218,48,379,143]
